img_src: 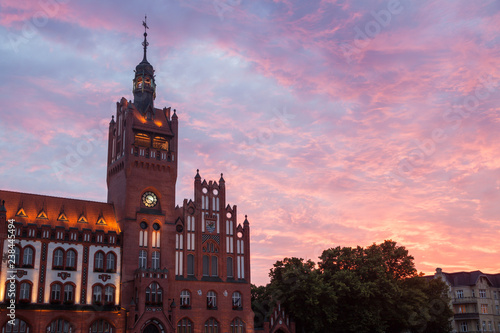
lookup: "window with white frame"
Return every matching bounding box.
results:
[232,291,242,309]
[139,250,147,269]
[152,251,160,269]
[207,291,217,309]
[479,289,486,298]
[180,290,190,307]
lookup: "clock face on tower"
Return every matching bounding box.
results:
[142,191,158,208]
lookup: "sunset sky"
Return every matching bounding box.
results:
[1,0,500,286]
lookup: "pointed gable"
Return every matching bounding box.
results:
[57,212,69,222]
[77,214,88,223]
[37,210,48,219]
[16,207,27,217]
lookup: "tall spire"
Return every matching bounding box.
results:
[142,15,149,62]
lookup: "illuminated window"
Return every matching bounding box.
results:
[22,247,33,267]
[66,250,76,270]
[180,290,190,307]
[136,77,143,89]
[19,282,31,302]
[2,318,29,332]
[232,292,242,309]
[207,291,217,309]
[177,318,192,333]
[47,319,73,333]
[481,304,488,314]
[94,252,104,271]
[134,133,150,147]
[90,319,114,333]
[145,282,162,305]
[153,136,168,150]
[106,252,116,272]
[93,285,102,303]
[51,283,62,303]
[145,77,151,87]
[105,285,115,304]
[230,318,245,333]
[457,305,466,313]
[63,284,74,303]
[139,250,147,269]
[204,318,219,333]
[53,249,64,268]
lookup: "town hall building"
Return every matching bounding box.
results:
[0,21,253,333]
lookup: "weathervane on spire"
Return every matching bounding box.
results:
[142,15,149,61]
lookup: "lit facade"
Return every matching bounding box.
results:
[0,24,253,333]
[433,268,500,333]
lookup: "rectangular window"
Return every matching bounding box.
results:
[211,256,218,277]
[496,304,499,315]
[457,305,466,313]
[494,291,498,299]
[481,304,488,314]
[203,255,209,276]
[472,289,475,298]
[456,290,464,299]
[187,254,194,276]
[227,257,233,278]
[479,289,486,298]
[460,322,467,332]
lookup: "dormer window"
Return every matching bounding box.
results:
[135,133,150,147]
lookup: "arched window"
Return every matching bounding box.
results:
[63,284,74,304]
[139,250,147,269]
[177,318,192,333]
[207,291,217,309]
[187,254,194,276]
[230,318,245,333]
[66,250,76,270]
[204,318,219,333]
[22,247,34,267]
[47,318,74,333]
[105,285,115,304]
[152,251,160,269]
[94,252,104,271]
[211,256,218,276]
[93,285,103,304]
[19,282,31,302]
[13,246,21,267]
[232,291,242,309]
[145,282,162,305]
[153,136,168,150]
[180,290,190,307]
[134,133,150,147]
[53,249,64,268]
[2,318,29,333]
[106,252,116,272]
[227,257,233,278]
[50,283,62,303]
[90,319,114,333]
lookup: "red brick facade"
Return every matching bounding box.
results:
[0,27,254,333]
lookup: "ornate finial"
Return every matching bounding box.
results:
[195,169,201,179]
[142,15,149,61]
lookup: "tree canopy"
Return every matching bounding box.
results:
[252,240,452,333]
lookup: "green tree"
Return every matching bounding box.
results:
[266,240,453,333]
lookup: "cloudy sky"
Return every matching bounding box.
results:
[1,0,499,286]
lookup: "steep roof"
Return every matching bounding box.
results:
[0,190,119,232]
[440,270,500,288]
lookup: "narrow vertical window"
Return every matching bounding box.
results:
[187,254,194,276]
[203,255,209,276]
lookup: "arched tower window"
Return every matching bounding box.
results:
[204,318,219,333]
[90,319,114,333]
[145,282,162,305]
[230,318,245,333]
[177,318,192,333]
[47,318,74,333]
[2,318,30,332]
